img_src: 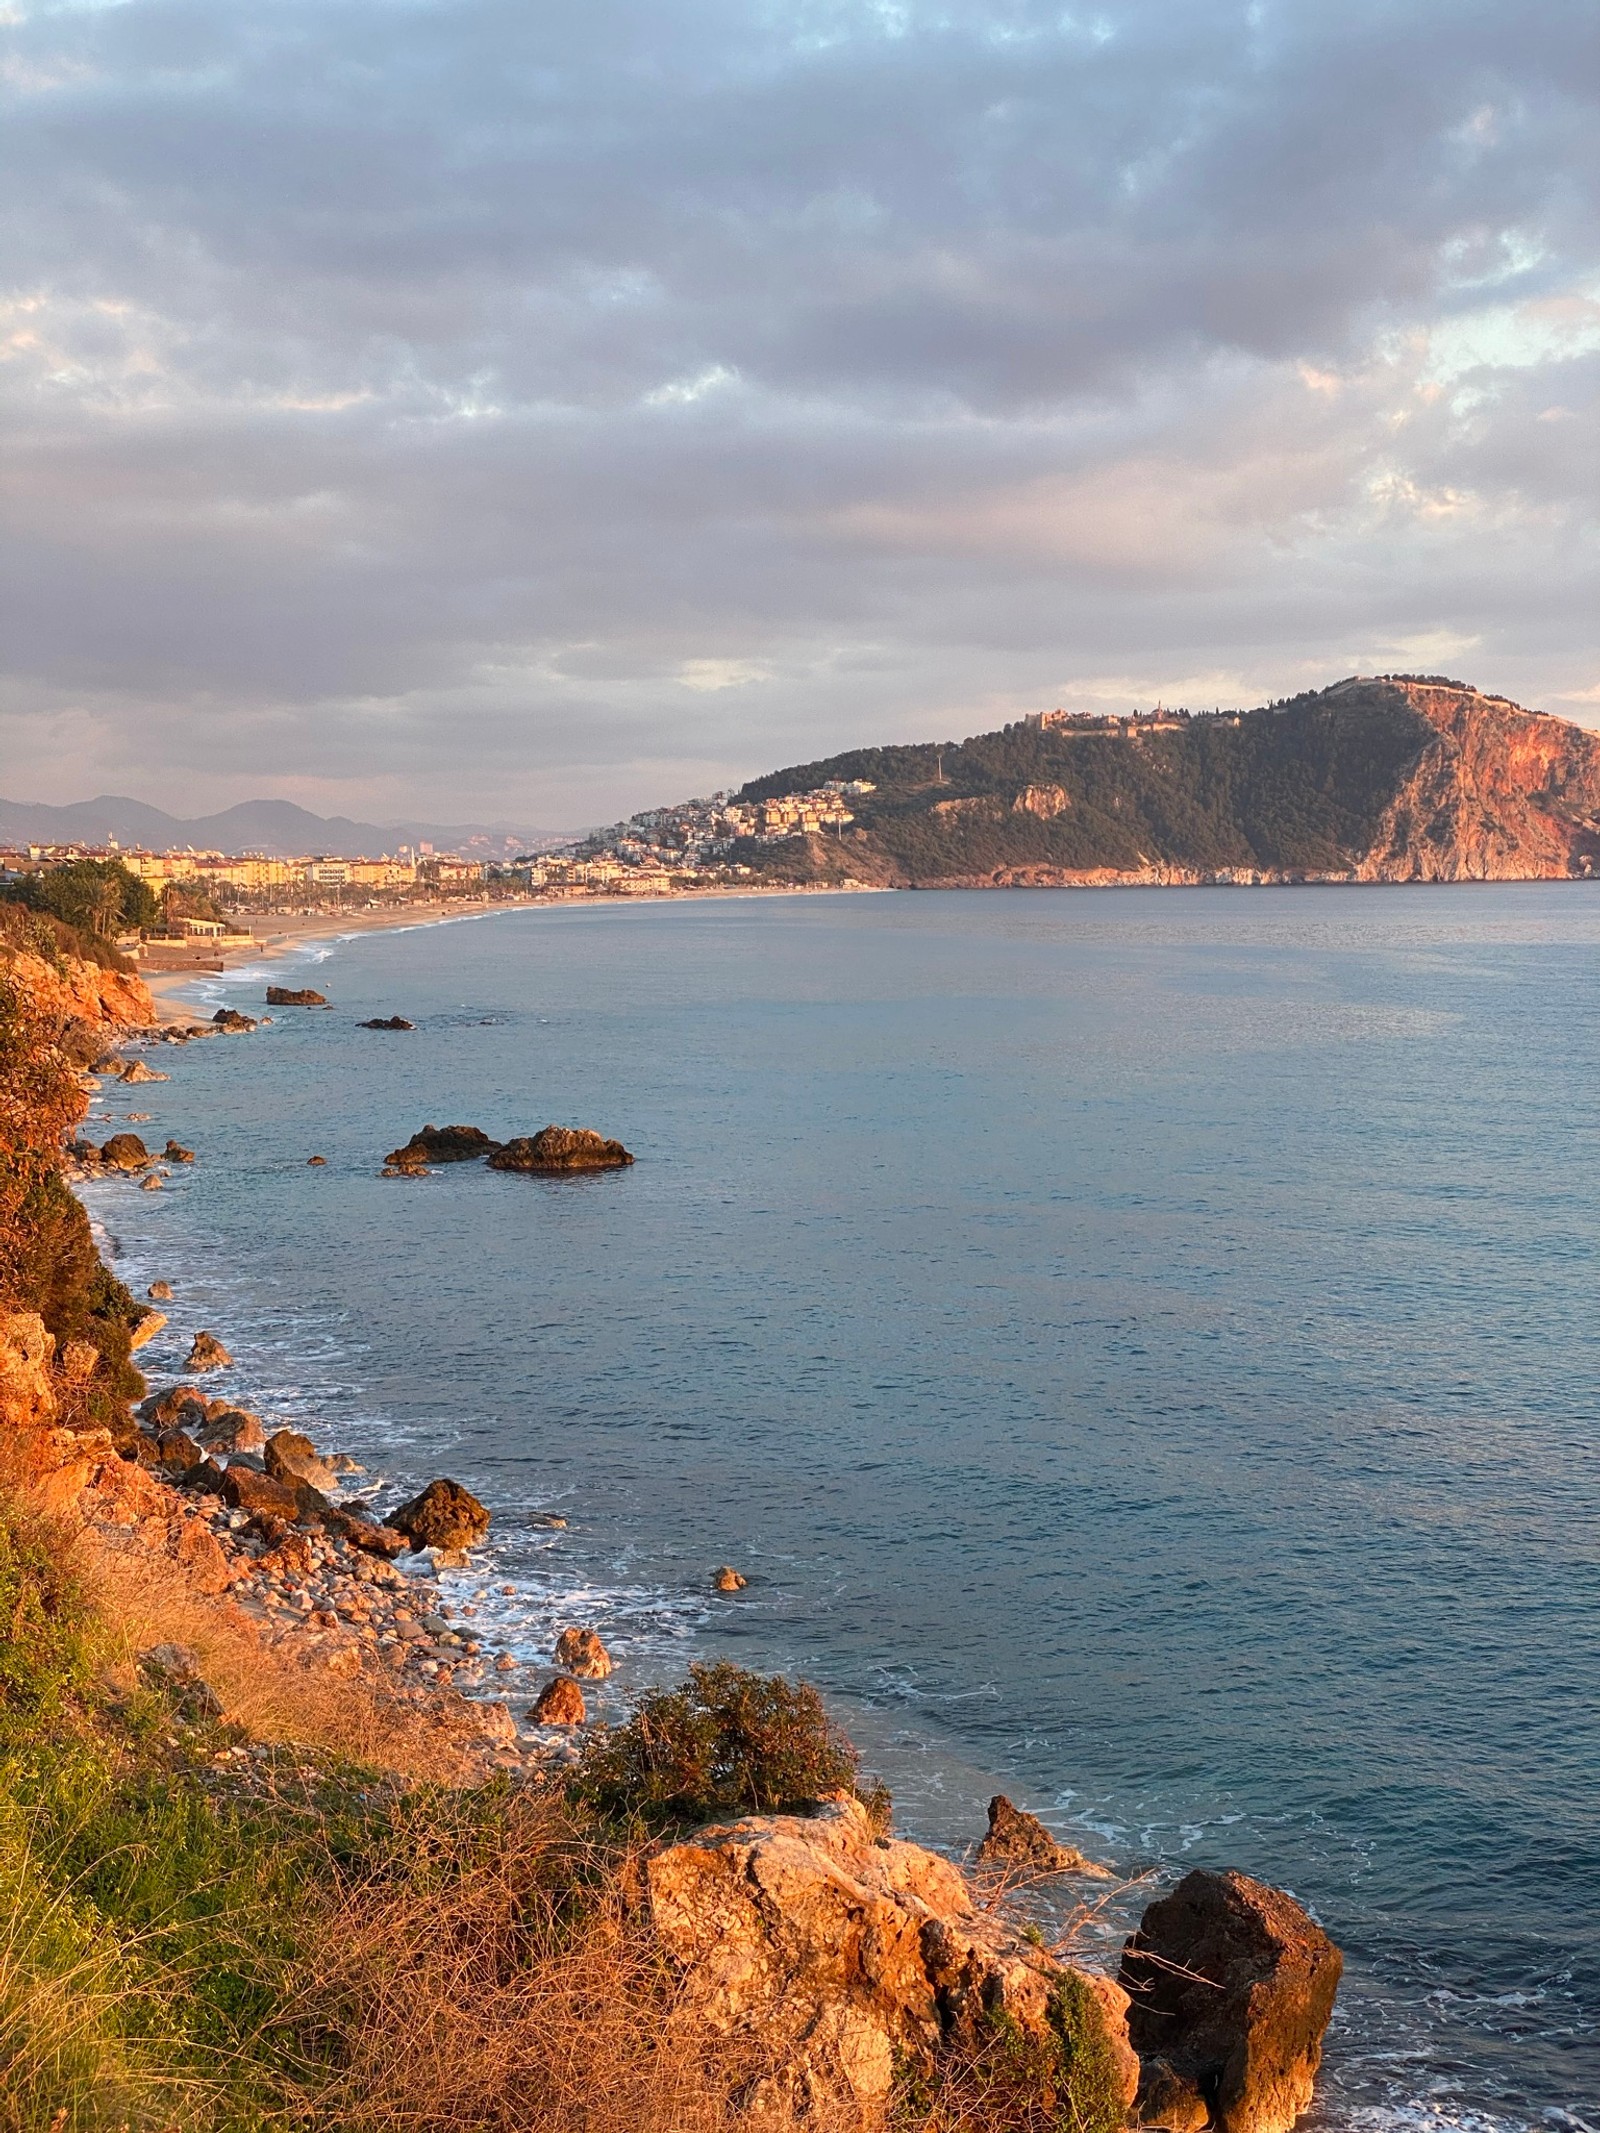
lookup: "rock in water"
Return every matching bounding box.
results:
[361,1016,415,1030]
[184,1330,233,1373]
[387,1477,491,1551]
[553,1626,613,1679]
[263,1428,340,1493]
[163,1140,195,1163]
[530,1676,587,1726]
[119,1058,167,1084]
[211,1009,256,1032]
[98,1132,150,1170]
[307,1155,327,1165]
[646,1794,1139,2125]
[1119,1868,1343,2133]
[266,986,327,1005]
[148,1280,174,1300]
[384,1123,502,1165]
[712,1565,747,1591]
[976,1795,1114,1878]
[488,1125,634,1172]
[197,1408,266,1455]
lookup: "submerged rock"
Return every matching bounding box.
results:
[148,1280,174,1300]
[184,1330,233,1373]
[554,1625,613,1679]
[361,1016,415,1030]
[647,1794,1139,2125]
[1119,1868,1343,2133]
[163,1139,195,1163]
[488,1125,634,1172]
[975,1795,1113,1879]
[385,1123,502,1166]
[387,1477,491,1551]
[530,1676,587,1726]
[266,986,327,1006]
[307,1155,327,1165]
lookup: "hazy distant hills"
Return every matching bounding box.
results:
[731,677,1600,888]
[0,794,550,861]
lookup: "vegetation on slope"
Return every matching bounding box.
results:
[733,684,1434,883]
[2,860,158,943]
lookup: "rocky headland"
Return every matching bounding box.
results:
[0,916,1342,2131]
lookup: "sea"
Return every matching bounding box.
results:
[78,884,1599,2131]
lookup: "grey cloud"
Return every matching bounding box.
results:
[2,0,1597,821]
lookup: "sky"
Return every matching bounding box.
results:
[3,0,1598,829]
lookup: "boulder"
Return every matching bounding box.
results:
[140,1384,209,1430]
[184,1456,227,1498]
[151,1427,202,1474]
[330,1509,409,1558]
[488,1125,634,1172]
[148,1280,174,1301]
[712,1565,747,1591]
[646,1795,1139,2126]
[163,1140,195,1163]
[140,1174,164,1191]
[307,1155,327,1165]
[976,1796,1114,1880]
[384,1124,502,1166]
[184,1330,233,1373]
[218,1465,300,1521]
[119,1058,167,1084]
[554,1626,613,1679]
[529,1676,587,1726]
[361,1016,415,1030]
[211,1008,257,1032]
[1119,1869,1343,2133]
[264,1428,340,1493]
[387,1477,491,1551]
[196,1408,266,1455]
[98,1132,151,1170]
[266,986,327,1006]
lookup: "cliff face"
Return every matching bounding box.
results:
[735,679,1600,889]
[1349,680,1600,882]
[1,946,156,1029]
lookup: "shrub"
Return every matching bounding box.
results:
[573,1661,870,1830]
[904,1970,1127,2133]
[0,1503,90,1721]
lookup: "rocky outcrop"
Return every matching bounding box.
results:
[1119,1868,1343,2133]
[184,1331,234,1373]
[266,986,327,1006]
[646,1794,1139,2126]
[212,1009,257,1032]
[0,946,155,1031]
[713,1565,748,1591]
[385,1123,502,1166]
[530,1676,587,1726]
[975,1795,1113,1879]
[554,1625,613,1679]
[361,1016,415,1030]
[98,1132,151,1171]
[488,1126,634,1172]
[386,1477,491,1551]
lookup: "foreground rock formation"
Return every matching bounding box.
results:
[647,1793,1140,2126]
[1119,1868,1343,2133]
[976,1793,1114,1879]
[489,1125,635,1171]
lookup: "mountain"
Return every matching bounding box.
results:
[0,795,551,861]
[729,677,1600,888]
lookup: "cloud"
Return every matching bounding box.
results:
[1,0,1598,822]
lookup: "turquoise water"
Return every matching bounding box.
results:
[83,886,1599,2128]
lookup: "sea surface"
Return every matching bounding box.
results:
[81,886,1599,2131]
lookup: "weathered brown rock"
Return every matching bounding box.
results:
[163,1139,195,1163]
[98,1132,151,1170]
[148,1280,174,1300]
[385,1123,502,1166]
[212,1008,256,1032]
[266,986,327,1006]
[1119,1868,1343,2133]
[140,1384,208,1430]
[307,1155,327,1165]
[218,1465,300,1520]
[184,1330,233,1373]
[330,1507,409,1558]
[488,1125,634,1172]
[196,1408,266,1455]
[712,1565,747,1591]
[151,1427,202,1474]
[387,1477,491,1551]
[118,1057,167,1084]
[264,1428,340,1493]
[529,1676,587,1726]
[554,1625,613,1679]
[976,1795,1114,1879]
[646,1794,1139,2125]
[129,1310,167,1350]
[361,1016,415,1030]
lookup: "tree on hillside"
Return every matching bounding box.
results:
[9,860,159,939]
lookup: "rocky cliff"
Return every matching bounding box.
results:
[733,678,1600,889]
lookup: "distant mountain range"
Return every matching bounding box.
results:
[0,794,554,861]
[727,677,1600,888]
